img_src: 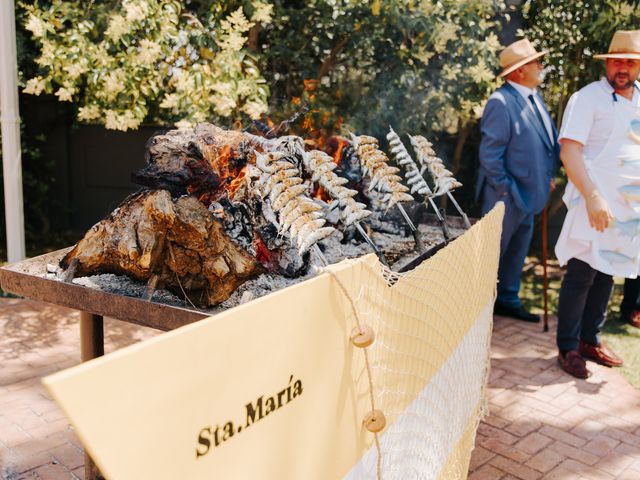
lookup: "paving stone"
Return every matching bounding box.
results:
[0,422,32,448]
[477,436,531,463]
[524,447,564,473]
[49,443,84,471]
[538,425,587,448]
[489,455,542,480]
[514,432,553,455]
[477,423,519,445]
[504,418,542,438]
[71,466,85,480]
[582,436,621,457]
[468,445,496,471]
[618,467,640,480]
[35,462,74,480]
[555,459,615,480]
[469,463,505,480]
[596,452,635,477]
[550,440,600,466]
[482,414,510,429]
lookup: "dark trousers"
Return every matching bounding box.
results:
[621,277,640,318]
[557,258,613,351]
[482,193,533,308]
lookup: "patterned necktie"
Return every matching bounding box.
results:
[528,94,551,142]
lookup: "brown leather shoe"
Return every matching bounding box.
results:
[629,310,640,328]
[578,341,624,367]
[558,350,591,379]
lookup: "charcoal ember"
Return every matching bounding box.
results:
[61,189,263,307]
[334,145,363,185]
[133,124,248,197]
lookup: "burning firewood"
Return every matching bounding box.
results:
[61,121,465,309]
[255,151,335,254]
[61,190,263,307]
[133,124,249,197]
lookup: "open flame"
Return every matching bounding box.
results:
[228,166,247,200]
[326,136,349,164]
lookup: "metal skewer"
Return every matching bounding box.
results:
[445,191,471,229]
[422,197,451,242]
[395,203,426,251]
[355,222,389,267]
[312,244,329,267]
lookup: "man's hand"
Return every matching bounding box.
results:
[586,191,614,232]
[550,179,556,191]
[560,140,612,232]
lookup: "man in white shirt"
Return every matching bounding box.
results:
[476,38,559,322]
[554,30,640,379]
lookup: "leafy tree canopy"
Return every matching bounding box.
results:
[20,0,506,139]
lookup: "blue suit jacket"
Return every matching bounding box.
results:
[475,83,560,215]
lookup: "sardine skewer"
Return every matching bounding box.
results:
[409,133,470,231]
[386,127,450,242]
[350,133,426,250]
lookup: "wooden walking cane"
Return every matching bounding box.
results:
[542,206,549,332]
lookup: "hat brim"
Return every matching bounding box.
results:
[498,50,547,78]
[593,52,640,60]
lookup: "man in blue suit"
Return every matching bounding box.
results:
[476,38,560,322]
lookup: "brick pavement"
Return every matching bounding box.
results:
[469,315,640,480]
[0,298,639,479]
[0,298,159,480]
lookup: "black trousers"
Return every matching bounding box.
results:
[621,277,640,318]
[557,258,613,352]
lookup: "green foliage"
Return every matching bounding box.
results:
[263,0,505,140]
[20,0,272,130]
[522,0,640,123]
[19,0,506,140]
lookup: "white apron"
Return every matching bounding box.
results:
[555,94,640,277]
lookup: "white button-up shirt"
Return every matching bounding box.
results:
[559,77,640,161]
[507,80,554,143]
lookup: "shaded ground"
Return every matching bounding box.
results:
[0,298,159,479]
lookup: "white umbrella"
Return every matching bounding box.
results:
[0,0,26,262]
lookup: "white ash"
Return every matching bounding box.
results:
[219,222,462,309]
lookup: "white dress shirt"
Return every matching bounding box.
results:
[559,77,640,161]
[507,80,554,143]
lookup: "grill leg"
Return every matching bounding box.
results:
[79,311,105,480]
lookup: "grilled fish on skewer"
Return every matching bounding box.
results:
[298,227,336,255]
[255,151,335,254]
[386,126,433,198]
[350,133,414,209]
[409,133,463,196]
[302,150,372,226]
[409,133,470,228]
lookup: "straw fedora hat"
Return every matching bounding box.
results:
[498,39,547,78]
[594,30,640,60]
